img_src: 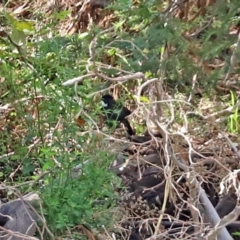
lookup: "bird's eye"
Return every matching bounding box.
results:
[101,100,108,107]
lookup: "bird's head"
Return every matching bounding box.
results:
[101,94,115,108]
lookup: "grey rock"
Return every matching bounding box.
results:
[0,196,39,240]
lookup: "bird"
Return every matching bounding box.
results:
[215,191,237,218]
[101,94,134,135]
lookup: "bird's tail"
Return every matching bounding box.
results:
[121,119,134,135]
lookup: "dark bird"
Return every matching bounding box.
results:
[215,191,237,218]
[101,94,134,135]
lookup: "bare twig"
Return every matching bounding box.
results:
[224,32,240,83]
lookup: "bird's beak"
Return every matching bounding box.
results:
[101,100,108,107]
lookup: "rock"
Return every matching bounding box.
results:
[0,193,40,240]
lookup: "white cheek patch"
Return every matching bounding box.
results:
[101,100,108,107]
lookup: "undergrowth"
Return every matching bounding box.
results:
[1,0,240,239]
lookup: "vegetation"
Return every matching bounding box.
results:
[1,0,240,239]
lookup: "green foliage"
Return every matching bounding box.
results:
[107,0,239,94]
[227,91,240,133]
[233,231,240,236]
[41,148,120,234]
[0,8,119,237]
